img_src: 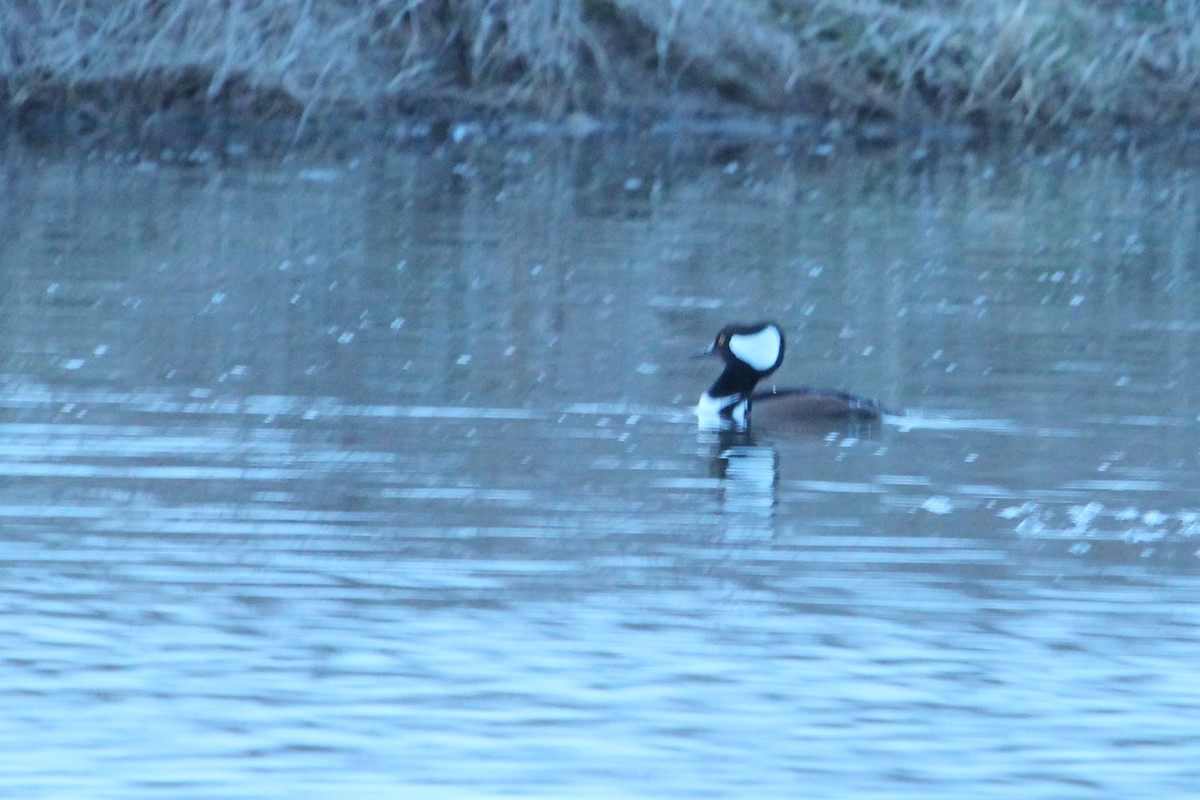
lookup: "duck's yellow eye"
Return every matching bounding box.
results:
[717,334,727,347]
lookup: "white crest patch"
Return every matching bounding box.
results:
[728,325,782,372]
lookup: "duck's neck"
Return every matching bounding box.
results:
[698,362,762,425]
[707,362,761,406]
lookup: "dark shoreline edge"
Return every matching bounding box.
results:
[6,81,1200,163]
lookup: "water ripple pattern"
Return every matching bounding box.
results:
[1,140,1200,798]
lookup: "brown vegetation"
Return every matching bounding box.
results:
[3,0,1200,145]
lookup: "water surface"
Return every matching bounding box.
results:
[2,138,1200,798]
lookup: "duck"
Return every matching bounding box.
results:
[695,321,886,427]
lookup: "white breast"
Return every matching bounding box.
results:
[696,392,749,429]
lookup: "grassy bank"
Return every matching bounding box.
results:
[4,0,1200,147]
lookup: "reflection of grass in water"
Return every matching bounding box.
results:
[4,0,1200,139]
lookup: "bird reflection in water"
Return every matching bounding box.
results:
[701,428,778,525]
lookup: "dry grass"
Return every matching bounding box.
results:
[3,0,1200,143]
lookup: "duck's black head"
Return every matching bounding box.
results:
[696,321,785,424]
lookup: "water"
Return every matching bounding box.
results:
[2,138,1200,798]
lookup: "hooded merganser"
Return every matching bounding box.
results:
[695,321,886,427]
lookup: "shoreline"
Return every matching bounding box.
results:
[5,1,1200,154]
[5,90,1195,163]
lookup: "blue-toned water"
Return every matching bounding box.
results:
[2,138,1200,798]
